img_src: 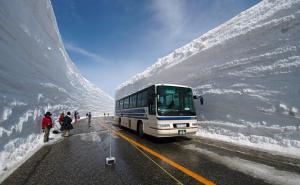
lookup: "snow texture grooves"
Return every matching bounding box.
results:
[0,0,114,180]
[116,0,300,156]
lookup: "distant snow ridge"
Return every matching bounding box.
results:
[117,0,300,156]
[0,0,113,180]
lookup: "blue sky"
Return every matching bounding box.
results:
[51,0,260,97]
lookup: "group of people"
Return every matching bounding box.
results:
[58,112,73,137]
[42,111,93,143]
[42,111,73,142]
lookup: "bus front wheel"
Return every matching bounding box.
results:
[137,121,144,137]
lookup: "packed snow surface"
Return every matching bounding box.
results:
[0,0,113,180]
[117,0,300,156]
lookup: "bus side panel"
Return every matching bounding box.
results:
[114,115,120,124]
[131,117,138,131]
[121,117,129,129]
[143,115,158,136]
[119,115,141,131]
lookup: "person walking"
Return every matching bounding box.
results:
[61,111,73,137]
[74,111,78,122]
[88,112,92,127]
[42,112,53,142]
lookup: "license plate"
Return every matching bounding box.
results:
[176,124,186,128]
[178,130,186,135]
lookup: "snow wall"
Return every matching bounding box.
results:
[0,0,114,179]
[117,0,300,156]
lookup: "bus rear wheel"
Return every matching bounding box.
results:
[137,121,144,137]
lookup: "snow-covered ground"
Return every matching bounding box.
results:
[184,144,300,185]
[117,0,300,157]
[0,0,113,181]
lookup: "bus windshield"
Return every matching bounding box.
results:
[157,86,196,116]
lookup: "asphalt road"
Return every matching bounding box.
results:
[2,117,299,185]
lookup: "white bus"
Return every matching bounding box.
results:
[115,84,201,137]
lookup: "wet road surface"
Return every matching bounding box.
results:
[2,117,300,185]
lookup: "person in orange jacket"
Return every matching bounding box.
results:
[42,112,53,142]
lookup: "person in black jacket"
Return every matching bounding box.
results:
[88,112,92,127]
[61,111,73,137]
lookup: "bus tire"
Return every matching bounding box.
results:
[137,121,144,137]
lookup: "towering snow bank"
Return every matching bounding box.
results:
[0,0,113,179]
[117,0,300,156]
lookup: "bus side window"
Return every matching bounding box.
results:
[137,92,143,107]
[124,98,129,109]
[116,101,119,110]
[120,99,124,109]
[130,94,137,108]
[141,91,148,107]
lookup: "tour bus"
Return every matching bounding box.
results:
[115,84,201,137]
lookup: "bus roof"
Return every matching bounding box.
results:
[154,83,190,88]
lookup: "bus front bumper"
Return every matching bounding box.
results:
[148,127,198,137]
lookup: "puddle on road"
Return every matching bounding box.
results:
[79,133,102,142]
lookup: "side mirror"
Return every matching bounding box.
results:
[199,96,204,105]
[194,95,204,105]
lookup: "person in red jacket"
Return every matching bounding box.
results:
[58,112,64,126]
[42,111,53,142]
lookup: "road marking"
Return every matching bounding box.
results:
[132,143,184,185]
[106,124,216,185]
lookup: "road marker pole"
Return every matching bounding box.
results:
[105,113,116,165]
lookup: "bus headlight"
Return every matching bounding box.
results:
[157,124,170,128]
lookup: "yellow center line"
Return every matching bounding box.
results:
[132,143,184,185]
[102,122,216,185]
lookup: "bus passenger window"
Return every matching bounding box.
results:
[129,94,137,108]
[124,98,129,109]
[137,92,145,107]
